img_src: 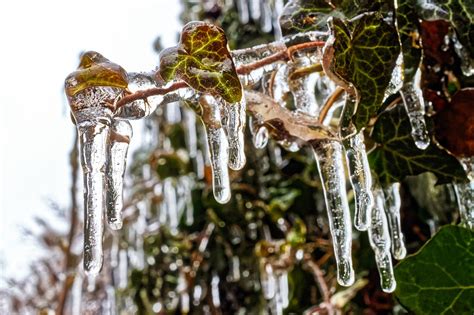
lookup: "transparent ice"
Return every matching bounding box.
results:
[106,119,133,230]
[400,70,430,150]
[344,131,374,231]
[369,185,396,293]
[312,140,355,286]
[200,95,231,204]
[383,183,407,259]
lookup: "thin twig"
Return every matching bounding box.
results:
[115,81,189,109]
[305,258,336,315]
[318,87,345,123]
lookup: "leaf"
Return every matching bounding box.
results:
[64,51,128,97]
[159,21,242,103]
[324,13,400,130]
[368,104,467,185]
[395,225,474,315]
[279,0,335,35]
[416,0,474,58]
[434,88,474,157]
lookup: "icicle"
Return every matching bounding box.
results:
[272,64,290,106]
[454,157,474,230]
[211,274,221,308]
[118,249,128,289]
[183,107,198,158]
[229,256,241,282]
[400,69,430,150]
[106,119,132,230]
[260,0,273,33]
[344,131,374,231]
[369,185,396,293]
[383,183,407,259]
[452,34,474,76]
[75,105,115,275]
[178,273,190,314]
[236,0,249,24]
[254,126,269,149]
[249,0,261,22]
[277,271,289,308]
[200,95,231,204]
[260,262,277,299]
[312,140,354,286]
[288,57,319,116]
[222,98,247,170]
[165,101,182,124]
[164,178,178,231]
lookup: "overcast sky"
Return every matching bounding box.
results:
[0,0,181,285]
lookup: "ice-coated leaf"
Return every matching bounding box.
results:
[395,225,474,314]
[159,21,242,103]
[368,104,468,185]
[416,0,474,59]
[65,51,128,100]
[323,13,400,130]
[279,0,334,35]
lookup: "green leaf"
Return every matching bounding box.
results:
[159,21,242,103]
[325,13,400,130]
[395,225,474,315]
[368,104,467,185]
[279,0,335,35]
[396,0,422,82]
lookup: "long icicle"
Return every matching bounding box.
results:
[223,97,247,170]
[383,182,407,259]
[312,140,355,286]
[76,105,112,275]
[369,184,396,293]
[345,131,374,231]
[106,119,133,230]
[400,69,430,150]
[200,95,231,204]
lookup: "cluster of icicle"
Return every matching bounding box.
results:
[64,23,468,300]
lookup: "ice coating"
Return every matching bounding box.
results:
[164,178,178,231]
[200,95,231,204]
[312,140,355,286]
[254,126,269,149]
[383,183,407,259]
[288,57,319,116]
[277,271,289,308]
[344,131,374,231]
[400,70,430,150]
[106,119,133,230]
[223,97,247,170]
[369,186,396,293]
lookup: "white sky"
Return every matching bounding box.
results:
[0,0,181,284]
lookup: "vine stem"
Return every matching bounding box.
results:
[318,86,345,124]
[115,40,326,109]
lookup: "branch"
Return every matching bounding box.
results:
[115,80,189,109]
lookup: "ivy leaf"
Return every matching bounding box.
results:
[416,0,474,58]
[279,0,335,35]
[324,13,400,130]
[159,21,242,103]
[368,104,467,185]
[395,225,474,315]
[64,51,128,98]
